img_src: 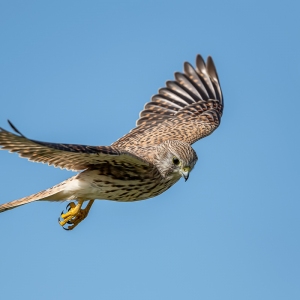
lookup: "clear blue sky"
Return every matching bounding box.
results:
[0,1,299,299]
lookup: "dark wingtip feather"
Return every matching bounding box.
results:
[7,120,26,137]
[196,54,206,72]
[206,56,219,82]
[206,56,223,105]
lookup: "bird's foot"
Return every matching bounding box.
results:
[58,199,95,230]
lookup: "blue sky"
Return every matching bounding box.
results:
[0,1,299,299]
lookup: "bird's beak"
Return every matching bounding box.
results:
[181,167,191,182]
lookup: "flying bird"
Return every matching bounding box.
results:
[0,54,223,230]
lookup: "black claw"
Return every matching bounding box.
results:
[63,226,70,231]
[67,220,73,224]
[61,210,64,216]
[66,203,71,210]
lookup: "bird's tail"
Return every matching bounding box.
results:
[0,177,74,213]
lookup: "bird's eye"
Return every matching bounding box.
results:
[172,157,180,165]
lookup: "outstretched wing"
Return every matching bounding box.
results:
[0,121,149,171]
[113,55,223,149]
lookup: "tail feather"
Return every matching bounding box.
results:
[0,178,73,213]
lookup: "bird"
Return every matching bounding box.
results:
[0,54,223,230]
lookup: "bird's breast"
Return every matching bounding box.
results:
[73,164,180,202]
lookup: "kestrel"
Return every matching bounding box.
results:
[0,54,223,230]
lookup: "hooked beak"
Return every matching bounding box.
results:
[181,167,191,182]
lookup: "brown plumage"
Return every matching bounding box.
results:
[0,54,223,230]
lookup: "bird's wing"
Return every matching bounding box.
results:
[0,121,149,171]
[113,55,223,149]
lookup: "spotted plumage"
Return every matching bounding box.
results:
[0,54,223,230]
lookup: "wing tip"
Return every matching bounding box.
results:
[7,120,26,137]
[206,56,220,83]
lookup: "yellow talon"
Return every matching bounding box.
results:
[60,199,84,225]
[59,199,95,230]
[67,202,76,210]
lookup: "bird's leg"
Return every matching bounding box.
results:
[59,199,95,230]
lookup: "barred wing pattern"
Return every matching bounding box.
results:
[0,122,149,171]
[0,54,222,172]
[113,55,223,149]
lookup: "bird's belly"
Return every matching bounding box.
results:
[64,169,179,202]
[85,178,175,202]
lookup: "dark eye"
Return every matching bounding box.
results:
[173,157,180,165]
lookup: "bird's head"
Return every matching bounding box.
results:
[154,140,198,181]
